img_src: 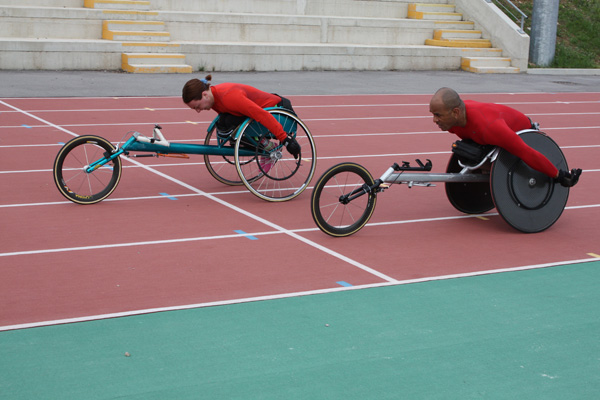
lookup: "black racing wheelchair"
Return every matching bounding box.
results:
[310,128,571,237]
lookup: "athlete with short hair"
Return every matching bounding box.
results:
[429,87,581,187]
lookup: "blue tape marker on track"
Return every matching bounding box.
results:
[22,125,32,129]
[234,230,258,240]
[337,281,353,287]
[159,193,178,200]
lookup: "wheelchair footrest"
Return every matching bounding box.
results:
[394,159,432,171]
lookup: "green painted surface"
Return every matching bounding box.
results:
[1,261,599,399]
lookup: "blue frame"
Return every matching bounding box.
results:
[83,110,286,173]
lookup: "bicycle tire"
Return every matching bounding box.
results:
[311,162,377,237]
[203,127,245,186]
[53,135,122,204]
[234,109,317,202]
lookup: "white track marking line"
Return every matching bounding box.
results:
[0,100,397,284]
[1,256,598,332]
[1,97,599,112]
[2,204,598,257]
[2,91,600,101]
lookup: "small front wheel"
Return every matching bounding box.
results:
[311,162,377,237]
[53,135,122,204]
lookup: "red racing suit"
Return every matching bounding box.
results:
[210,83,287,142]
[449,100,558,178]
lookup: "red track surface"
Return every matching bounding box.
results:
[1,92,599,329]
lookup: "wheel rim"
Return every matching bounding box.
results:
[311,163,377,237]
[54,136,121,204]
[235,110,316,202]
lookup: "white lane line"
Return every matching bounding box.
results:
[1,99,599,113]
[1,256,598,332]
[2,204,598,257]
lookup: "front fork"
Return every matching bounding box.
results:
[340,160,432,204]
[84,135,136,173]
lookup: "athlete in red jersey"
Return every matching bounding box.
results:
[429,87,581,187]
[182,74,300,158]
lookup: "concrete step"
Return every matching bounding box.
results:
[1,5,460,46]
[462,56,512,68]
[433,20,475,30]
[433,29,483,40]
[408,3,456,14]
[1,0,83,6]
[408,3,463,21]
[463,65,520,74]
[122,52,186,65]
[121,52,192,73]
[461,56,519,73]
[84,0,151,11]
[97,9,158,17]
[123,63,193,73]
[149,0,451,19]
[409,11,463,21]
[0,38,504,71]
[425,38,493,48]
[103,30,171,41]
[103,20,165,32]
[164,13,439,46]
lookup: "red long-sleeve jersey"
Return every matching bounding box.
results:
[210,83,287,141]
[449,100,558,177]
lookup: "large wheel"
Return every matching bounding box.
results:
[311,162,377,237]
[53,135,122,204]
[490,131,569,233]
[203,127,245,186]
[445,153,494,214]
[234,109,316,202]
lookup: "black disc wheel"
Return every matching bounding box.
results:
[490,131,569,233]
[445,153,494,214]
[53,135,122,204]
[311,162,377,237]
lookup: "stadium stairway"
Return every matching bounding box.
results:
[0,0,529,73]
[87,0,193,73]
[407,3,520,73]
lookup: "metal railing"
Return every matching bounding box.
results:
[485,0,528,33]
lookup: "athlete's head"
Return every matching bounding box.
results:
[429,87,466,131]
[183,74,214,113]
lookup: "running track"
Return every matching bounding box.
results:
[1,92,599,331]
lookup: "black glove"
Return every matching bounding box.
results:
[283,135,301,159]
[556,168,582,187]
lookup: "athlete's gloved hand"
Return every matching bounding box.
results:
[556,168,582,187]
[282,135,300,159]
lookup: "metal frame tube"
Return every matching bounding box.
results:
[384,172,489,184]
[125,141,256,157]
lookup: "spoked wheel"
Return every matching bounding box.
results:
[311,162,377,237]
[53,135,122,204]
[445,153,494,214]
[234,109,317,202]
[203,127,245,186]
[490,131,569,233]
